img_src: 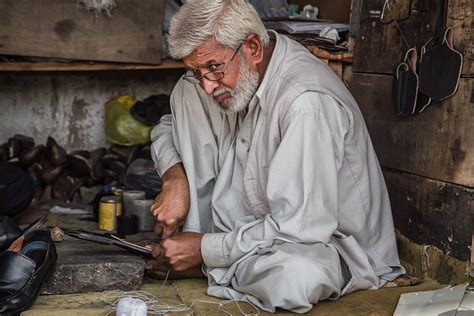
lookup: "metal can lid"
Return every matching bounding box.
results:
[100,196,121,203]
[112,187,124,196]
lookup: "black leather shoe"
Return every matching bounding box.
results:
[137,145,151,160]
[0,216,22,253]
[0,143,8,162]
[0,229,57,315]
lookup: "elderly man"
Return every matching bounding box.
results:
[150,0,404,312]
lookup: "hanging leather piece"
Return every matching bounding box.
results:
[414,52,432,113]
[392,48,419,115]
[418,27,463,102]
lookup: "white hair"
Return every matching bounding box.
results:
[168,0,270,59]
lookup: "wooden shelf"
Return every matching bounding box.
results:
[0,59,185,72]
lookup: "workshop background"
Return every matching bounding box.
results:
[0,0,472,315]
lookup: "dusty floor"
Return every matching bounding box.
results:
[15,204,453,315]
[23,278,442,315]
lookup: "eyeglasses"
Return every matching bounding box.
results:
[183,43,242,85]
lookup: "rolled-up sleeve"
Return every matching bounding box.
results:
[150,114,182,177]
[201,92,350,267]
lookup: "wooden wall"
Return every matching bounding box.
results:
[348,0,473,261]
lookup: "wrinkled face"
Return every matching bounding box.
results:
[183,40,259,113]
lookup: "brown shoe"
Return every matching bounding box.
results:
[52,176,83,202]
[41,164,65,185]
[100,153,120,167]
[28,163,44,186]
[19,145,45,168]
[68,152,92,177]
[110,145,138,165]
[46,137,68,166]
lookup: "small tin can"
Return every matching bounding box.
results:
[99,196,122,231]
[112,187,124,197]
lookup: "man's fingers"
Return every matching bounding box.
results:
[162,225,177,239]
[151,244,162,258]
[154,222,164,235]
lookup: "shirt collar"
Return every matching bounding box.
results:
[254,30,286,112]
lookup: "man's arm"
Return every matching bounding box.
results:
[201,92,350,268]
[150,162,190,237]
[150,113,190,237]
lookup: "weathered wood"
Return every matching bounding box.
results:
[0,0,164,64]
[349,73,473,186]
[0,59,184,72]
[351,0,472,76]
[383,168,473,261]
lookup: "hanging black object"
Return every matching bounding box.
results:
[418,0,463,102]
[418,27,463,102]
[393,48,418,115]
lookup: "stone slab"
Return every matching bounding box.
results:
[41,237,145,295]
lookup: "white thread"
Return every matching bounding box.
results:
[101,289,260,315]
[116,297,147,316]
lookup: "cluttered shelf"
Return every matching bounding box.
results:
[0,59,185,72]
[0,48,352,73]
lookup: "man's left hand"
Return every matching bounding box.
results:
[152,232,204,271]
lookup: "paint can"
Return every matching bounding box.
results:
[99,196,122,231]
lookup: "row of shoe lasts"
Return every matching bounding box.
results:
[0,134,152,203]
[0,216,57,315]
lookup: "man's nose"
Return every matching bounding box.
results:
[200,78,220,95]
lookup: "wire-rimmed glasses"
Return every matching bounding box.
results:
[183,43,242,85]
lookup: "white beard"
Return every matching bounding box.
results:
[212,58,259,113]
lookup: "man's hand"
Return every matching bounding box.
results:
[151,163,190,238]
[152,232,204,271]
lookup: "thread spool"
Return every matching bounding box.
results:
[116,215,138,236]
[128,199,155,232]
[116,296,147,316]
[123,190,147,216]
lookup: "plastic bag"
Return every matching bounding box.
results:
[105,96,153,146]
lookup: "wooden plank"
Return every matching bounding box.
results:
[0,0,164,64]
[348,73,474,186]
[383,168,473,261]
[0,59,184,72]
[351,0,472,76]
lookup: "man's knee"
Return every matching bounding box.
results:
[233,243,343,312]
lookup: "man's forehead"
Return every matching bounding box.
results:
[183,40,231,69]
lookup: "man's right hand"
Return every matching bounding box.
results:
[150,163,190,238]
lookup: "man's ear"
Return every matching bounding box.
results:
[242,33,264,67]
